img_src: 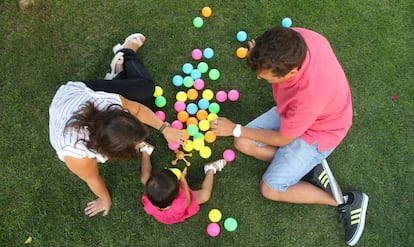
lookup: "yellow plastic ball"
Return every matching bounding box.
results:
[200,146,212,159]
[176,91,188,102]
[192,138,205,151]
[207,113,219,121]
[202,89,214,101]
[199,119,210,131]
[208,209,222,222]
[153,86,163,97]
[169,168,182,180]
[183,140,194,152]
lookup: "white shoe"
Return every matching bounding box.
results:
[112,33,145,54]
[104,52,124,80]
[138,142,154,156]
[204,159,227,174]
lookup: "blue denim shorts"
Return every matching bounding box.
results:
[246,107,334,192]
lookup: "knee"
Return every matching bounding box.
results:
[260,180,283,201]
[233,137,250,153]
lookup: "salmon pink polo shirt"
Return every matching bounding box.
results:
[273,28,352,151]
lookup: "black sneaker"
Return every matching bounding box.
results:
[338,192,369,246]
[303,159,344,204]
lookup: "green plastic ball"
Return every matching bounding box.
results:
[155,96,167,108]
[208,102,220,114]
[224,217,238,231]
[193,17,204,28]
[209,69,220,80]
[197,62,209,73]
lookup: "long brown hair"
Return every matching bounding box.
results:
[64,101,149,160]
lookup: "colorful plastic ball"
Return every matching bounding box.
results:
[193,132,205,140]
[201,6,212,18]
[182,63,193,74]
[177,111,189,123]
[223,149,236,162]
[192,138,204,151]
[155,96,167,108]
[281,17,292,28]
[168,141,180,151]
[186,124,199,136]
[174,101,186,112]
[215,90,227,102]
[208,69,220,81]
[172,75,183,86]
[202,89,214,101]
[171,120,183,130]
[194,78,205,90]
[190,69,201,80]
[186,103,198,115]
[207,223,220,237]
[203,48,214,59]
[200,146,212,159]
[208,209,222,222]
[186,117,198,126]
[199,119,210,131]
[198,98,210,110]
[183,140,194,152]
[187,89,199,101]
[193,17,204,28]
[183,76,194,88]
[228,89,240,101]
[196,109,208,120]
[153,86,163,97]
[207,113,218,121]
[169,168,182,180]
[224,217,238,232]
[208,102,220,114]
[192,49,203,60]
[236,30,247,42]
[236,47,248,59]
[176,91,188,102]
[197,62,209,73]
[204,130,217,143]
[155,110,166,121]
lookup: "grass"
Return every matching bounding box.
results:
[1,0,413,246]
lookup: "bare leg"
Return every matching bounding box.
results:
[260,180,338,206]
[234,137,277,162]
[140,152,152,185]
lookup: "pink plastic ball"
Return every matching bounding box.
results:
[207,223,221,237]
[215,90,227,102]
[227,89,239,101]
[174,101,186,112]
[223,149,236,162]
[192,49,203,60]
[168,141,180,151]
[155,111,166,121]
[194,79,205,90]
[171,120,183,130]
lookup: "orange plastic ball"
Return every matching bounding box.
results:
[201,6,212,18]
[204,130,217,143]
[181,129,190,140]
[196,109,208,120]
[236,47,248,59]
[187,88,199,101]
[186,117,199,126]
[177,111,189,123]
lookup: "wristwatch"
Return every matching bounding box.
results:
[232,124,242,137]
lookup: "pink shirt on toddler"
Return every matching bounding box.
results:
[142,184,200,224]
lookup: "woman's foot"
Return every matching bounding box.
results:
[113,33,146,54]
[204,159,227,174]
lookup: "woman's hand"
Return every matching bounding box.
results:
[84,198,112,217]
[210,117,236,137]
[162,126,187,146]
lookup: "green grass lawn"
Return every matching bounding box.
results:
[1,0,413,246]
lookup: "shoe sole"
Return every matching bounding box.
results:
[321,159,344,204]
[347,193,369,246]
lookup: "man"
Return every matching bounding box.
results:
[211,27,368,246]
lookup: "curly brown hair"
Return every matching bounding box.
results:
[247,27,307,77]
[64,101,149,160]
[145,169,179,208]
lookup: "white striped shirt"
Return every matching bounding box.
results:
[49,81,122,163]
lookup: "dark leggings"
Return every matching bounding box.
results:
[83,48,155,107]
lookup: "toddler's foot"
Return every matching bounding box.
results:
[137,142,154,156]
[204,159,227,174]
[113,33,145,54]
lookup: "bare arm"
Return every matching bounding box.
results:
[180,167,191,207]
[64,156,112,217]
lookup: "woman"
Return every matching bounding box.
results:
[49,33,186,217]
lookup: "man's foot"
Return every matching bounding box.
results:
[137,142,154,156]
[204,159,227,174]
[338,192,369,246]
[113,33,145,54]
[104,52,124,80]
[303,159,344,204]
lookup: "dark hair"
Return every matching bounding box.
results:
[247,27,307,77]
[64,101,149,160]
[145,169,179,209]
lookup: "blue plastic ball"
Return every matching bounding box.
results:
[281,17,292,28]
[236,31,247,42]
[172,75,184,86]
[203,48,214,59]
[186,103,198,115]
[190,69,202,80]
[182,63,194,74]
[198,98,210,110]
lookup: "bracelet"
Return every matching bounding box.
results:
[158,122,170,133]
